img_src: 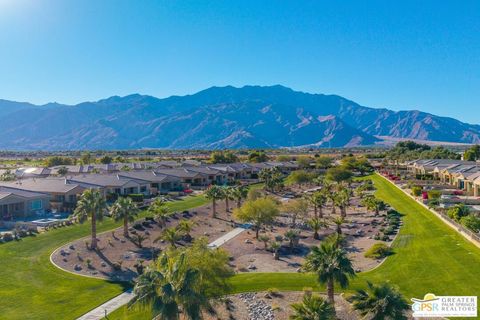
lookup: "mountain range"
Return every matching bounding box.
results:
[0,85,478,150]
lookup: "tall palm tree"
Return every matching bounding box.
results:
[306,191,327,219]
[307,217,326,240]
[232,186,248,208]
[128,252,212,320]
[110,197,139,237]
[303,241,355,305]
[290,292,336,320]
[73,189,107,250]
[155,227,182,248]
[223,186,234,212]
[349,281,409,320]
[205,185,224,218]
[336,187,351,218]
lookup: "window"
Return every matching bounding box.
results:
[31,200,43,210]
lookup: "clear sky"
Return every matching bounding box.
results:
[0,0,479,123]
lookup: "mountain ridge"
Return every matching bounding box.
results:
[0,85,478,150]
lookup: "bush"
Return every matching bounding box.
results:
[127,194,144,202]
[411,186,423,197]
[460,215,480,233]
[365,243,392,259]
[2,233,13,242]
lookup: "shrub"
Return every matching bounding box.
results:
[127,193,144,202]
[365,243,392,259]
[411,186,423,197]
[460,215,480,233]
[2,233,14,242]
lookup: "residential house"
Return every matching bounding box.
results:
[0,186,50,219]
[0,178,87,212]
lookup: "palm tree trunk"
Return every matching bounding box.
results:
[327,278,335,304]
[331,204,336,215]
[91,213,97,250]
[237,199,241,208]
[314,205,318,219]
[123,216,129,237]
[212,200,217,217]
[255,225,260,239]
[319,206,323,218]
[314,230,319,240]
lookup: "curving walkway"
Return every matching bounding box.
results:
[76,226,246,320]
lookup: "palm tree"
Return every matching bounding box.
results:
[223,186,234,212]
[306,191,327,219]
[336,187,351,218]
[307,218,326,240]
[205,185,224,218]
[303,241,355,305]
[271,241,281,260]
[331,216,345,235]
[149,198,170,227]
[258,235,270,249]
[110,197,139,237]
[361,195,386,216]
[349,281,409,320]
[232,186,248,208]
[73,189,107,250]
[177,220,196,242]
[155,227,182,248]
[290,292,336,320]
[129,252,212,320]
[284,229,300,252]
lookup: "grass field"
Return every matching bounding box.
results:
[0,194,208,320]
[108,174,480,319]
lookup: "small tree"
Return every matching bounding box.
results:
[307,217,326,240]
[411,186,422,197]
[282,198,309,227]
[271,241,281,260]
[148,198,170,227]
[325,167,353,184]
[234,197,279,239]
[258,235,270,249]
[177,219,196,242]
[155,227,182,248]
[284,229,301,252]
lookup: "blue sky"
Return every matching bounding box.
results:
[0,0,479,123]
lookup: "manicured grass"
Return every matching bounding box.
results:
[0,195,207,320]
[110,174,480,320]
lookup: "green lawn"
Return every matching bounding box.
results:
[3,176,480,320]
[109,174,480,320]
[0,194,208,320]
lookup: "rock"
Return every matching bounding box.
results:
[101,262,107,267]
[247,264,256,270]
[69,245,75,250]
[245,239,253,244]
[74,264,82,271]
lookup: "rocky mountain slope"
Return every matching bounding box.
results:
[0,85,478,150]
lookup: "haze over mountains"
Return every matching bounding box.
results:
[0,85,479,150]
